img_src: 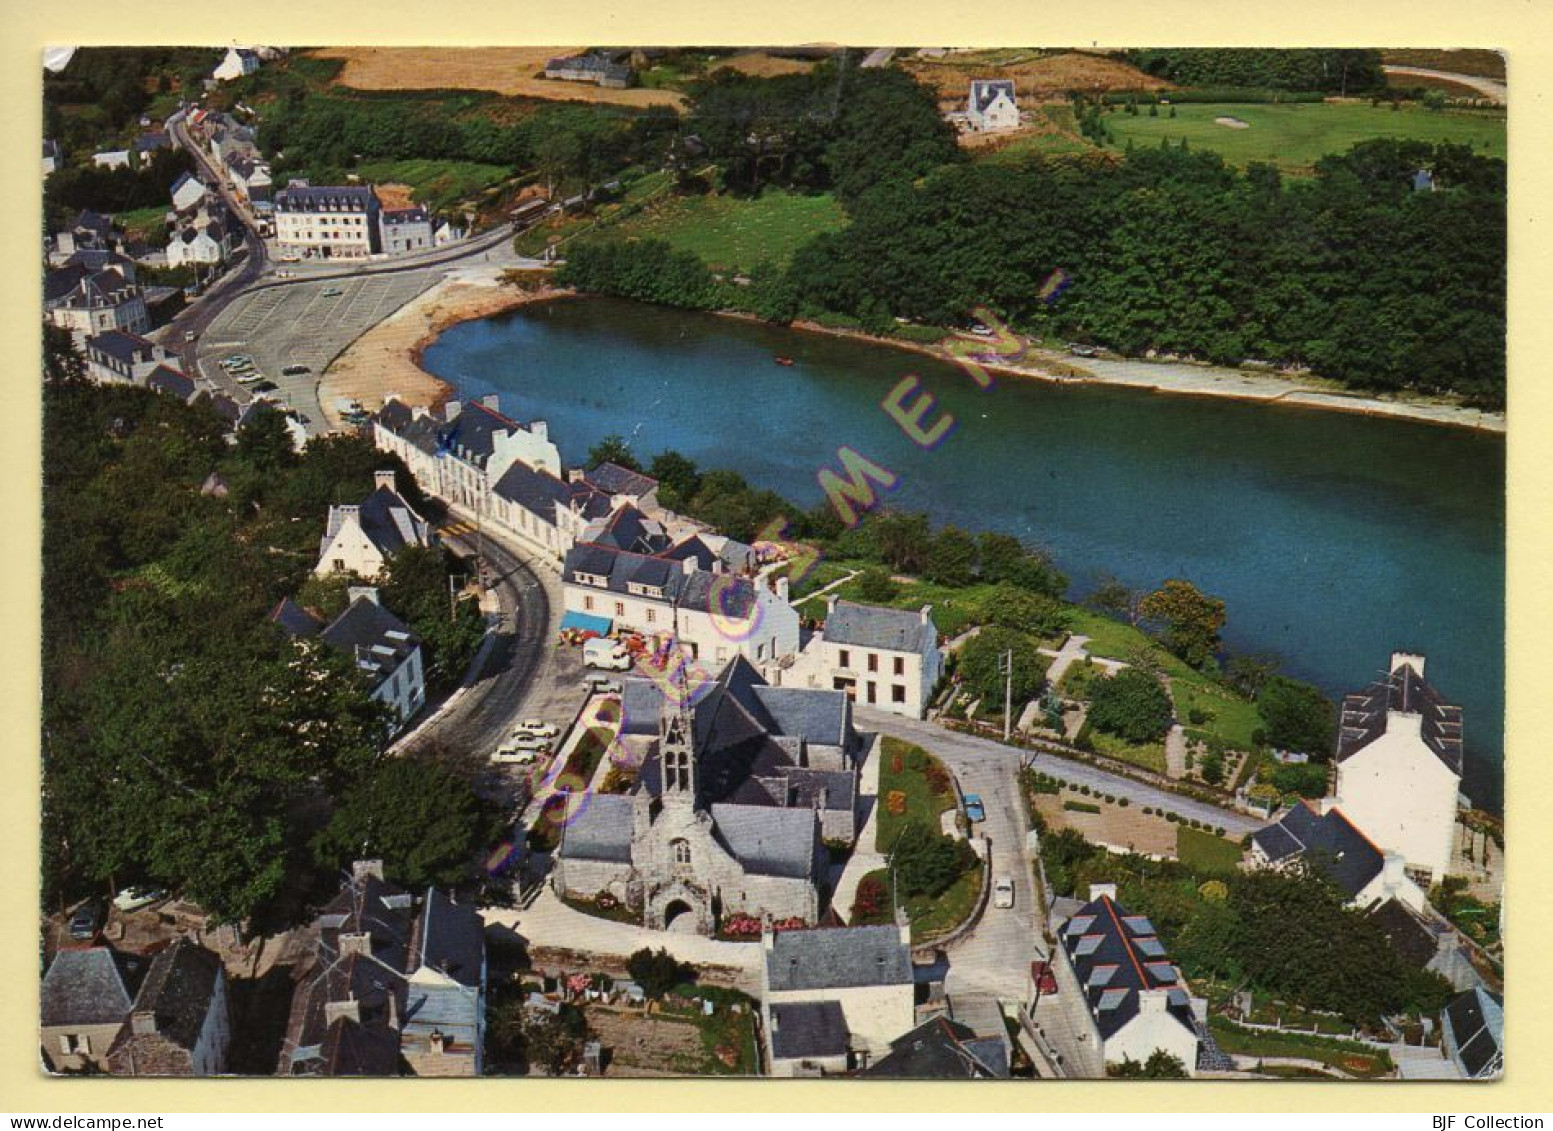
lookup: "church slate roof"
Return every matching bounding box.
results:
[765,924,912,993]
[559,795,635,863]
[1337,659,1463,775]
[824,600,936,655]
[710,803,820,879]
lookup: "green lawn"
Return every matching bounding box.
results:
[1064,606,1153,662]
[855,865,982,943]
[875,737,957,853]
[352,159,511,211]
[605,189,848,274]
[1058,656,1107,699]
[1087,729,1168,775]
[1104,102,1504,173]
[115,205,169,238]
[1208,1018,1393,1079]
[1176,826,1243,873]
[1171,669,1263,751]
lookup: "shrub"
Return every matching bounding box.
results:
[1064,800,1101,815]
[907,747,929,773]
[1087,669,1173,744]
[924,763,951,796]
[1166,812,1180,824]
[1215,826,1226,837]
[1188,707,1208,725]
[1119,797,1130,808]
[1104,794,1116,804]
[1080,785,1092,796]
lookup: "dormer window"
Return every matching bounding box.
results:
[627,582,664,599]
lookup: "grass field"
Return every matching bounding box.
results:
[1087,730,1168,775]
[313,47,686,108]
[975,105,1098,160]
[904,49,1171,106]
[875,737,957,853]
[1176,826,1243,873]
[114,205,169,240]
[1104,102,1505,173]
[351,159,511,211]
[605,190,848,274]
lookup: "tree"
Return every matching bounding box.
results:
[1225,651,1281,698]
[924,525,977,587]
[1108,1050,1189,1078]
[234,406,298,477]
[1088,573,1143,625]
[957,626,1048,703]
[588,434,640,471]
[648,449,701,507]
[1139,579,1226,669]
[1087,668,1174,744]
[312,757,503,888]
[43,322,86,386]
[851,873,891,924]
[379,544,486,691]
[986,583,1069,638]
[1256,675,1337,758]
[891,822,976,899]
[855,567,900,603]
[1269,760,1331,799]
[626,947,695,1006]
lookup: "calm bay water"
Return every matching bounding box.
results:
[424,297,1506,810]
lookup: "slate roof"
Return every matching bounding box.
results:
[44,263,91,304]
[564,543,758,619]
[41,947,147,1027]
[111,939,223,1055]
[436,400,522,467]
[1059,894,1197,1042]
[863,1017,1003,1078]
[559,794,635,863]
[1337,659,1463,775]
[1251,801,1385,899]
[136,131,171,153]
[59,269,139,311]
[323,484,430,560]
[769,1000,850,1061]
[319,597,421,684]
[825,600,936,654]
[585,462,658,498]
[746,685,850,748]
[492,459,570,522]
[711,803,820,878]
[969,79,1017,113]
[86,329,155,366]
[1444,987,1503,1079]
[413,888,484,988]
[270,597,325,639]
[381,205,432,226]
[585,504,670,555]
[765,924,912,993]
[1367,898,1440,969]
[146,365,195,402]
[277,182,377,213]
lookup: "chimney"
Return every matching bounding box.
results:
[1088,882,1117,903]
[373,469,397,492]
[761,914,777,952]
[429,1029,446,1055]
[336,503,360,522]
[895,904,912,948]
[682,557,698,577]
[324,997,360,1027]
[1315,796,1340,816]
[1381,851,1408,896]
[386,990,400,1031]
[532,420,548,440]
[920,603,932,625]
[826,594,838,618]
[1390,651,1426,677]
[130,1009,158,1037]
[338,932,373,958]
[441,401,461,422]
[1137,988,1170,1016]
[352,859,384,883]
[348,586,380,607]
[481,394,501,411]
[567,468,584,483]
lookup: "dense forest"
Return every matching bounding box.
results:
[41,364,492,924]
[1121,48,1387,94]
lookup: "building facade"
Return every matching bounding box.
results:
[314,470,433,580]
[816,598,943,718]
[274,181,381,259]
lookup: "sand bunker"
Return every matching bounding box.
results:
[1214,116,1251,129]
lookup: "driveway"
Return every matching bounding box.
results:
[1381,65,1507,104]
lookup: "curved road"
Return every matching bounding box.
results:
[1382,65,1507,104]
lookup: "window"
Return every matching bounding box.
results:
[583,595,595,612]
[59,1033,89,1055]
[333,558,345,572]
[614,601,624,617]
[866,682,877,704]
[839,649,851,669]
[892,684,906,704]
[671,839,691,865]
[894,656,905,676]
[867,653,878,673]
[645,608,656,624]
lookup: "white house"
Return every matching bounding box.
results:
[965,79,1020,133]
[274,181,381,259]
[1249,798,1429,912]
[761,919,917,1075]
[814,598,942,718]
[170,171,208,214]
[212,47,261,83]
[379,205,436,255]
[1051,884,1202,1077]
[84,329,176,385]
[47,268,150,342]
[562,542,800,668]
[273,588,427,732]
[1332,652,1463,885]
[92,149,131,170]
[488,456,612,567]
[314,470,433,580]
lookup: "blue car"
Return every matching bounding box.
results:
[964,794,986,823]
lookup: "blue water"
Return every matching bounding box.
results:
[425,297,1506,811]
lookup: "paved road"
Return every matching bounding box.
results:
[853,708,1265,838]
[860,48,896,69]
[1382,65,1507,104]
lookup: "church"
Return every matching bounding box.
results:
[552,657,862,933]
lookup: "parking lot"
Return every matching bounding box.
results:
[195,270,440,433]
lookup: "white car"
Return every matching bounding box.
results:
[993,876,1015,909]
[112,886,167,912]
[491,747,537,765]
[514,719,559,739]
[508,733,551,753]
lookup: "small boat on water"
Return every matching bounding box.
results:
[774,356,796,367]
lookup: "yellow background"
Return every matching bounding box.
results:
[1,0,1545,1112]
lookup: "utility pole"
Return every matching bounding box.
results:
[1000,648,1014,742]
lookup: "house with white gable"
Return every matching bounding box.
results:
[1332,652,1464,885]
[1050,883,1203,1077]
[170,171,208,214]
[314,469,433,580]
[1249,798,1428,912]
[811,598,943,718]
[964,79,1020,133]
[212,47,261,83]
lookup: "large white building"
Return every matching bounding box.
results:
[1332,652,1463,885]
[1051,884,1202,1077]
[212,47,261,83]
[274,181,381,259]
[812,598,943,718]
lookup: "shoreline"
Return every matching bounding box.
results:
[316,267,571,429]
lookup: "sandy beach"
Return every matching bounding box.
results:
[317,267,569,429]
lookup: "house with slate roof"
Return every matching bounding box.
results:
[580,461,660,511]
[273,586,426,730]
[563,540,799,667]
[47,267,150,342]
[84,329,174,386]
[170,170,209,214]
[544,52,633,88]
[146,365,196,404]
[314,470,432,580]
[40,947,149,1073]
[810,597,943,718]
[962,79,1020,132]
[379,205,436,255]
[1442,987,1502,1080]
[275,180,381,259]
[279,861,485,1077]
[1333,652,1464,884]
[555,656,859,934]
[760,918,916,1073]
[1052,884,1202,1077]
[488,454,609,566]
[105,939,230,1076]
[1249,798,1427,912]
[862,1015,1007,1079]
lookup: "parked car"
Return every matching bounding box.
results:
[515,719,559,739]
[1067,342,1099,358]
[1031,960,1059,996]
[586,675,623,695]
[251,380,279,394]
[491,746,538,765]
[583,638,632,671]
[282,364,311,376]
[113,886,167,912]
[320,287,343,298]
[964,794,986,823]
[508,733,551,753]
[993,876,1015,909]
[183,330,198,342]
[68,901,103,941]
